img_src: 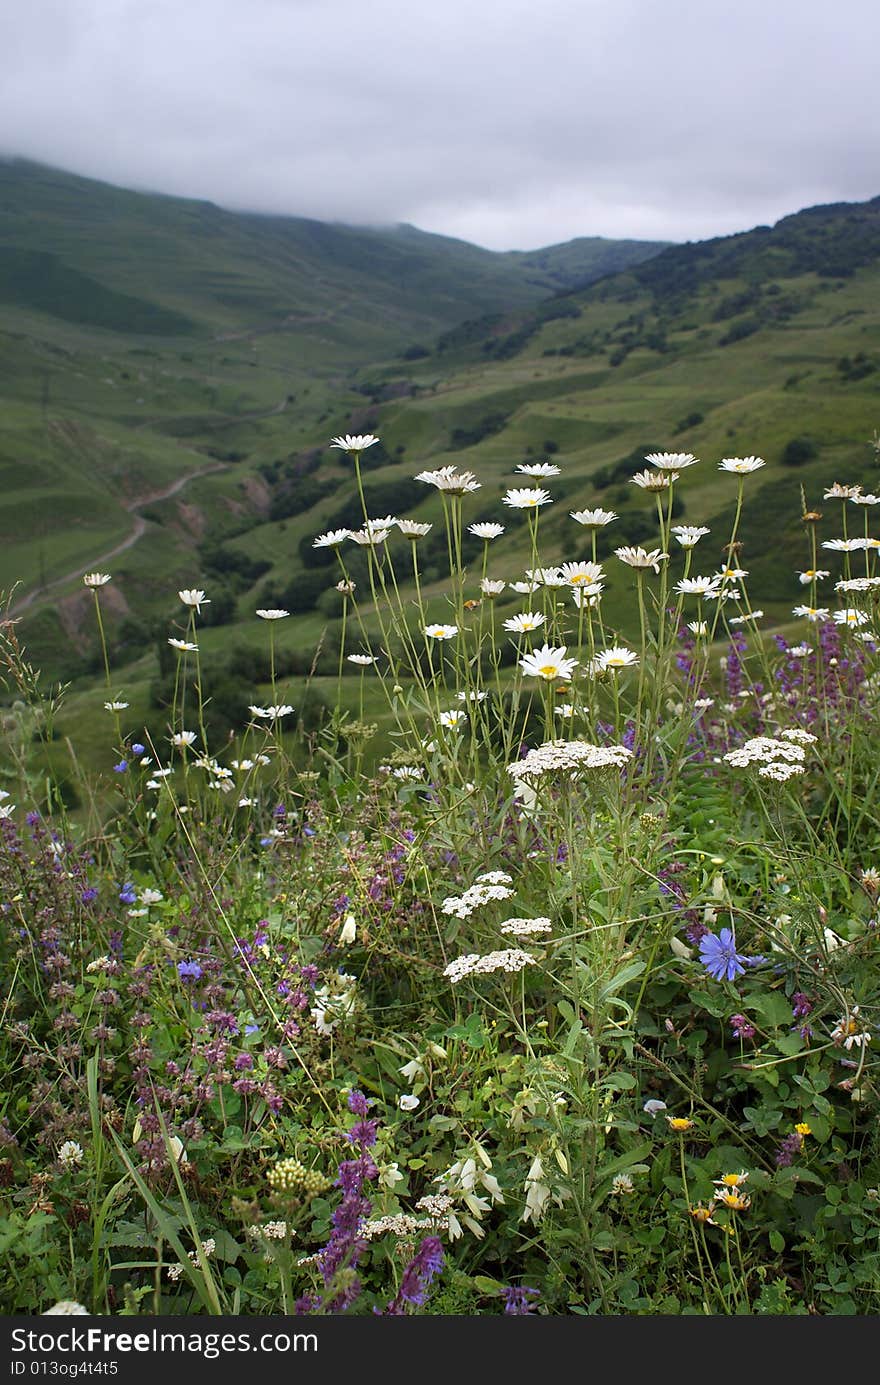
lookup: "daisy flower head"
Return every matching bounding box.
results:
[516,461,561,477]
[347,653,376,665]
[330,434,379,454]
[687,620,709,636]
[179,589,209,611]
[519,643,578,681]
[559,561,603,587]
[525,566,565,587]
[571,584,604,609]
[503,487,553,510]
[592,645,639,673]
[570,508,618,527]
[83,572,111,587]
[168,638,199,652]
[503,611,546,633]
[850,493,880,506]
[313,528,351,548]
[469,521,505,540]
[822,537,869,552]
[424,623,458,640]
[672,525,711,548]
[646,451,699,471]
[792,605,829,622]
[630,469,676,490]
[675,576,722,597]
[256,609,290,620]
[718,456,766,475]
[439,709,467,729]
[104,699,129,711]
[249,704,294,719]
[171,730,197,748]
[480,578,506,597]
[824,483,862,500]
[348,527,392,547]
[715,1171,749,1190]
[415,466,481,495]
[615,546,668,573]
[397,520,432,539]
[833,608,869,627]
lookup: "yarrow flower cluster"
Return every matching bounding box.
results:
[507,739,633,784]
[441,880,515,919]
[443,949,536,983]
[724,730,816,780]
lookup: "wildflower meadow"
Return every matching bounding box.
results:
[2,436,879,1318]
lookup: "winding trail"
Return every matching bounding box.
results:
[9,461,229,618]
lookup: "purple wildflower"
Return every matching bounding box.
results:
[381,1237,444,1314]
[730,1014,756,1040]
[501,1285,540,1315]
[791,992,813,1019]
[80,887,99,904]
[113,760,128,774]
[177,960,203,982]
[119,883,137,905]
[775,1131,804,1168]
[131,743,145,756]
[347,1090,371,1116]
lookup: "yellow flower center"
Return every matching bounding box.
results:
[538,664,559,679]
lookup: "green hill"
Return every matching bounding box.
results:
[2,164,880,778]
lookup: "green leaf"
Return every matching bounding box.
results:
[769,1229,785,1253]
[751,991,796,1029]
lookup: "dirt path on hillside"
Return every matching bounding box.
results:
[9,461,229,618]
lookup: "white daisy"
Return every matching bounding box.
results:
[630,469,676,490]
[424,623,458,640]
[469,521,505,540]
[718,457,766,474]
[83,572,111,587]
[592,646,639,672]
[646,451,698,471]
[256,609,289,620]
[614,546,668,573]
[313,529,351,548]
[518,643,578,681]
[516,462,560,477]
[672,525,710,547]
[570,508,618,527]
[414,466,481,494]
[179,589,209,611]
[503,487,552,509]
[330,434,379,453]
[503,611,546,633]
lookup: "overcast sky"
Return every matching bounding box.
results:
[2,0,877,251]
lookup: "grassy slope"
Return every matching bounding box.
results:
[4,171,880,782]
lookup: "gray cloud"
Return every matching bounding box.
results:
[2,0,877,248]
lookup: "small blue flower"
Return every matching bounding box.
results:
[113,760,128,774]
[177,960,203,982]
[80,887,99,904]
[131,743,145,756]
[698,928,764,982]
[119,883,137,904]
